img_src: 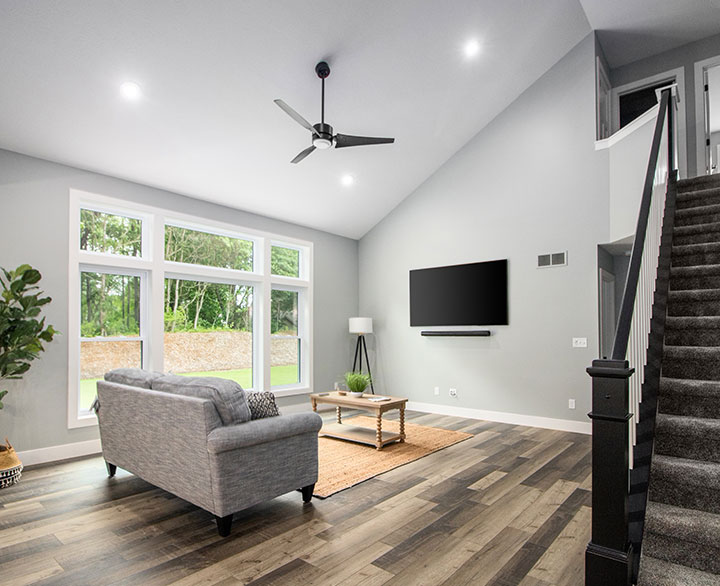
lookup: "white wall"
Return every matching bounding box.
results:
[601,107,658,242]
[358,34,608,428]
[0,149,358,453]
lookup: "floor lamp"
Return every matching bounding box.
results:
[349,317,374,394]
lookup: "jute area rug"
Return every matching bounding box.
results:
[314,415,472,498]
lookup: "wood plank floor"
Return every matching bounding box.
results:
[0,411,591,585]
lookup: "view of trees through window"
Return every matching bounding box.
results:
[80,271,142,410]
[271,289,299,386]
[165,225,253,270]
[80,209,141,256]
[164,279,255,388]
[78,209,306,410]
[271,245,300,277]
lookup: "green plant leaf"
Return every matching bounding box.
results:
[21,269,41,284]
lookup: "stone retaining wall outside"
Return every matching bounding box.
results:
[80,331,297,378]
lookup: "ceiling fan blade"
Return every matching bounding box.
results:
[334,134,395,149]
[274,99,316,134]
[291,145,316,164]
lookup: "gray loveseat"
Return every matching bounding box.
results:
[96,369,322,536]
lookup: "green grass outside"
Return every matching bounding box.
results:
[80,364,300,411]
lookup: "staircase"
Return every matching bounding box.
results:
[638,173,720,585]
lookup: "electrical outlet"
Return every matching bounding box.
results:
[568,398,576,409]
[572,337,588,348]
[434,386,440,396]
[449,388,458,398]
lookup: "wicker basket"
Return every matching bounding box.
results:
[0,439,23,489]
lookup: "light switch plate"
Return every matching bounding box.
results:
[572,337,588,348]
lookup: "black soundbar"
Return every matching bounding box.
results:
[420,330,491,337]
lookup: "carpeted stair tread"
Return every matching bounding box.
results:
[673,222,720,245]
[655,414,720,463]
[649,454,720,514]
[677,187,720,211]
[638,555,720,586]
[678,175,720,190]
[659,378,720,418]
[675,203,720,227]
[670,264,720,290]
[668,288,720,316]
[662,346,720,381]
[665,316,720,345]
[672,241,720,267]
[643,501,720,574]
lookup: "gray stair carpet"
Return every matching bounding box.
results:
[638,174,720,585]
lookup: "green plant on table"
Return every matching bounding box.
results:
[344,371,371,393]
[0,265,57,409]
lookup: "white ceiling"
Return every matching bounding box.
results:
[580,0,720,68]
[0,2,717,239]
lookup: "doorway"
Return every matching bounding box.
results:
[695,55,720,176]
[703,64,720,174]
[599,268,616,360]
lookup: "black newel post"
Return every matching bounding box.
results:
[586,359,634,586]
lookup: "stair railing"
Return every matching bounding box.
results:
[585,87,677,586]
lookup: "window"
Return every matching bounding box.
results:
[165,279,254,388]
[165,224,253,271]
[271,289,299,387]
[80,209,142,256]
[271,245,300,277]
[79,271,144,411]
[69,191,312,428]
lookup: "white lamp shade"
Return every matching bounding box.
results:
[349,317,373,334]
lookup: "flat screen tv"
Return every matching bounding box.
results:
[409,259,508,327]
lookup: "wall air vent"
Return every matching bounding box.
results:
[537,251,567,268]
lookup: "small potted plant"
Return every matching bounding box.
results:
[345,372,371,398]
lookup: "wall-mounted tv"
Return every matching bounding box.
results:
[409,259,508,327]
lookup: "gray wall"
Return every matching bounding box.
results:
[0,149,358,451]
[610,32,720,177]
[358,34,608,424]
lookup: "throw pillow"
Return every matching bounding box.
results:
[247,391,280,419]
[151,375,251,426]
[104,368,164,389]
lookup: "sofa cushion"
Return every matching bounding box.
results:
[105,368,164,389]
[151,375,251,426]
[247,391,280,419]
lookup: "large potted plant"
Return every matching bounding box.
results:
[0,265,56,488]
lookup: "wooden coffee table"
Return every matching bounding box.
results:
[310,392,408,450]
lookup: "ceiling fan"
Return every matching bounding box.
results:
[274,61,395,164]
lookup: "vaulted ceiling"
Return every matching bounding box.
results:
[0,1,717,238]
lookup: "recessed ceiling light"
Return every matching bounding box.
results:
[464,39,481,59]
[120,81,142,101]
[341,174,355,187]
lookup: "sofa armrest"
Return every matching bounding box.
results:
[207,412,322,454]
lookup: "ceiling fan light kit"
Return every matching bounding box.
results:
[275,61,395,164]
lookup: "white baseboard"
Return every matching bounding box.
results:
[14,403,588,468]
[17,439,102,467]
[406,401,591,435]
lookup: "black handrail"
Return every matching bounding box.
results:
[585,88,676,586]
[612,89,674,360]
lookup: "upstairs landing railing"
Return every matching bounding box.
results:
[585,87,677,586]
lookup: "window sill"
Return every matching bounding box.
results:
[68,413,98,429]
[271,386,312,398]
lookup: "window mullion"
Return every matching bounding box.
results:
[149,213,165,372]
[261,243,272,392]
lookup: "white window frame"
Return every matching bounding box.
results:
[68,189,313,428]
